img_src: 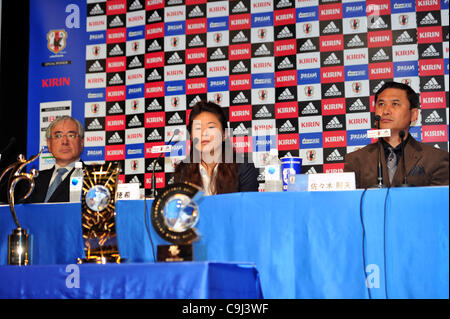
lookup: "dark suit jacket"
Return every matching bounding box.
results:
[173,160,259,193]
[344,137,449,189]
[237,162,259,192]
[24,166,76,203]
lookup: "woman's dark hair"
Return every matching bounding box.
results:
[173,101,239,194]
[374,81,419,109]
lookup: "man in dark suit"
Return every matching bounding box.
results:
[24,116,84,203]
[344,81,449,189]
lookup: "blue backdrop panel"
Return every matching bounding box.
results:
[27,0,87,165]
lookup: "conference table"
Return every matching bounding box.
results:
[0,186,448,299]
[0,262,262,299]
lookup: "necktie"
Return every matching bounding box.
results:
[45,167,68,202]
[386,148,397,184]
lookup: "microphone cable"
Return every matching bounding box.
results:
[144,194,156,262]
[360,185,392,299]
[383,185,391,299]
[359,187,371,299]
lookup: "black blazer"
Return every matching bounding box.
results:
[24,166,76,203]
[237,162,259,192]
[173,160,260,193]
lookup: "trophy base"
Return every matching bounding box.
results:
[8,228,30,266]
[77,255,125,264]
[157,244,193,262]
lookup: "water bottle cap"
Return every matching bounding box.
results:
[269,148,278,156]
[75,161,83,169]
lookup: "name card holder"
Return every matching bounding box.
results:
[117,183,141,200]
[287,173,356,192]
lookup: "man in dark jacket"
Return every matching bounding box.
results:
[24,116,84,203]
[344,82,449,188]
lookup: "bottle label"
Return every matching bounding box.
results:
[70,177,83,190]
[265,165,281,181]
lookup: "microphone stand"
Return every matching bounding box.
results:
[178,138,198,184]
[376,140,386,188]
[0,137,16,164]
[398,130,410,187]
[150,153,163,199]
[150,129,180,198]
[369,116,386,188]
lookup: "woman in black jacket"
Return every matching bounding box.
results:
[173,101,259,195]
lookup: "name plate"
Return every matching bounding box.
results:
[117,183,140,200]
[367,129,391,138]
[308,172,356,191]
[287,173,356,192]
[151,145,172,153]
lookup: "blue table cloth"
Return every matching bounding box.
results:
[0,186,448,299]
[0,262,262,299]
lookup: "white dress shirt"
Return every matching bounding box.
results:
[199,163,218,196]
[48,159,79,186]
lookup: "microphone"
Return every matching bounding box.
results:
[370,116,386,188]
[0,137,16,162]
[191,137,200,165]
[177,137,199,184]
[374,115,381,127]
[150,129,180,198]
[398,130,410,187]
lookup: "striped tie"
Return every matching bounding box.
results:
[45,167,68,202]
[386,148,397,184]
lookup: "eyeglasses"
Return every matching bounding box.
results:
[51,133,79,140]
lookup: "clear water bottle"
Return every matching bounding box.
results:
[264,149,283,192]
[69,162,84,202]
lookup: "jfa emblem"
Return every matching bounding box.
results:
[258,89,268,101]
[352,81,362,94]
[131,160,138,171]
[47,30,67,54]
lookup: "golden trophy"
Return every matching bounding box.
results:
[0,150,42,265]
[77,162,124,264]
[151,182,204,262]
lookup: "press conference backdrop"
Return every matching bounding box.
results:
[27,0,450,195]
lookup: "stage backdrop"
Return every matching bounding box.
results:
[27,0,449,195]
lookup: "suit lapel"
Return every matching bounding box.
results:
[31,168,54,202]
[392,137,422,186]
[404,139,422,176]
[49,167,74,202]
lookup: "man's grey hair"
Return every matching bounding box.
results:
[45,116,85,139]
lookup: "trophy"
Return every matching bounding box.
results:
[77,162,124,264]
[0,150,42,265]
[151,182,204,262]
